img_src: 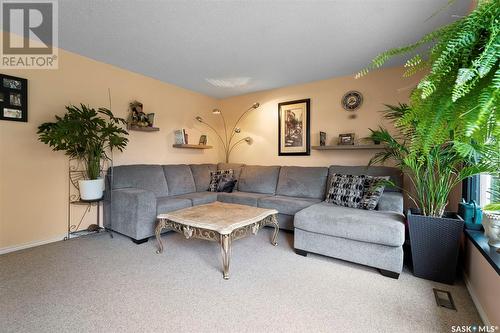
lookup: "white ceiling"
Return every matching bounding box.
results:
[59,0,470,98]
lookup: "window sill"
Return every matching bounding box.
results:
[464,229,500,275]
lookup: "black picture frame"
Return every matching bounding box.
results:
[278,98,310,156]
[0,74,28,122]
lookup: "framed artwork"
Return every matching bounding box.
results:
[278,99,310,156]
[0,74,28,122]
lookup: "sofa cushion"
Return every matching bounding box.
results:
[294,202,405,247]
[377,192,404,213]
[328,165,402,192]
[238,165,281,194]
[162,165,196,196]
[173,192,218,206]
[325,174,366,208]
[156,197,192,214]
[190,164,217,192]
[276,166,328,199]
[258,195,321,215]
[113,165,168,197]
[217,191,272,206]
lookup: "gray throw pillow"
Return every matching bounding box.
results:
[217,179,237,193]
[208,169,234,192]
[325,174,366,208]
[360,176,389,210]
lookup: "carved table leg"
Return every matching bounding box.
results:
[220,234,231,280]
[155,219,167,254]
[269,214,279,246]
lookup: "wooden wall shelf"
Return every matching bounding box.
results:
[312,144,387,150]
[128,126,160,132]
[172,144,213,149]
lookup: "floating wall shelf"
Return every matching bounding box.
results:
[172,144,213,149]
[128,126,160,132]
[312,144,387,150]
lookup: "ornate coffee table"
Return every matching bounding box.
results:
[155,202,279,279]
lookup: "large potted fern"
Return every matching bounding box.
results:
[359,0,499,283]
[38,104,128,200]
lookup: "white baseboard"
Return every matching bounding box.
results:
[463,272,491,326]
[0,235,66,255]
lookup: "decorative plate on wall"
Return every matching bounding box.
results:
[341,91,363,111]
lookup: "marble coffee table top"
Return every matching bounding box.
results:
[157,201,278,234]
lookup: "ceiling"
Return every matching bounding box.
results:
[59,0,470,98]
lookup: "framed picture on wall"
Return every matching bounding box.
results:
[278,99,310,156]
[0,74,28,122]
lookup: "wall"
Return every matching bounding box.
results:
[219,66,422,166]
[0,49,221,251]
[463,239,500,326]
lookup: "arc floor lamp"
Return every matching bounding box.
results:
[195,102,260,163]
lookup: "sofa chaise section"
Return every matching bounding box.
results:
[294,166,405,278]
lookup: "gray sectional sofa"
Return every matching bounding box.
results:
[104,163,405,278]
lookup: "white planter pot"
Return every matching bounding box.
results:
[79,178,104,201]
[482,211,500,248]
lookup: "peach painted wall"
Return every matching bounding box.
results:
[0,49,221,250]
[218,66,422,166]
[464,239,500,326]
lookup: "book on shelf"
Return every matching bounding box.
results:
[174,129,185,144]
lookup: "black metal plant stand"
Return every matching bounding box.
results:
[64,158,114,240]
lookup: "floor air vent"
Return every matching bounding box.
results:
[433,288,456,310]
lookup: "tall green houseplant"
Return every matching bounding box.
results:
[38,104,129,198]
[359,0,499,283]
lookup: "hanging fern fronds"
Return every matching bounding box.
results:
[358,0,499,147]
[359,0,500,216]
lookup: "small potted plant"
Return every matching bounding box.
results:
[483,180,500,247]
[38,104,128,200]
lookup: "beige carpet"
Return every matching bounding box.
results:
[0,230,481,333]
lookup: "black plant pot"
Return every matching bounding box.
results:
[407,209,464,284]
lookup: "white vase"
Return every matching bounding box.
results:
[78,178,104,201]
[482,211,500,248]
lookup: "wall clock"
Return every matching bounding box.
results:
[341,91,363,111]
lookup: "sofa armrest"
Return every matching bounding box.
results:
[109,188,157,240]
[376,192,403,214]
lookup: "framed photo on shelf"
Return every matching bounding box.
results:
[278,98,310,156]
[338,133,355,145]
[0,74,28,122]
[199,135,207,145]
[319,131,327,146]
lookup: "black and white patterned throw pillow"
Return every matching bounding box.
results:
[208,169,234,192]
[360,176,389,210]
[326,174,366,208]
